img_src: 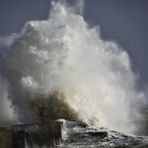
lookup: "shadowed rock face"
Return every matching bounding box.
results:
[0,121,61,148]
[0,128,13,148]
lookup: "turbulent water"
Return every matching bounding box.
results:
[0,0,147,138]
[55,119,148,148]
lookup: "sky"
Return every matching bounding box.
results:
[0,0,148,83]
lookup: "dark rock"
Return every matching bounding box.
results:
[87,131,108,138]
[0,121,61,148]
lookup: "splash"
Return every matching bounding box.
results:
[0,1,146,133]
[0,75,18,125]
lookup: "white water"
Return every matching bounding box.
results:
[0,1,146,133]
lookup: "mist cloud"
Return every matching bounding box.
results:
[0,1,146,134]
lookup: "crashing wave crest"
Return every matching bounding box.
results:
[0,1,146,134]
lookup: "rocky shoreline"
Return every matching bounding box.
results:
[0,119,148,148]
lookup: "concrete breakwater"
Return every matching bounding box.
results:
[0,121,61,148]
